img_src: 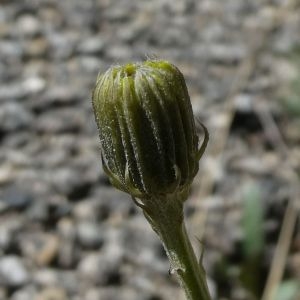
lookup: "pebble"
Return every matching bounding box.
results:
[105,44,132,61]
[0,184,33,211]
[11,286,37,300]
[0,102,32,132]
[104,4,133,21]
[76,221,104,249]
[0,225,11,251]
[77,252,122,286]
[76,36,105,55]
[23,37,48,58]
[47,167,88,198]
[148,26,191,47]
[16,14,41,37]
[84,287,142,300]
[0,256,29,287]
[33,269,78,295]
[0,40,23,61]
[35,109,84,134]
[120,217,169,274]
[22,76,46,94]
[35,288,68,300]
[0,288,7,299]
[32,86,80,113]
[73,199,99,221]
[26,195,71,225]
[0,83,26,101]
[272,13,300,54]
[26,200,49,223]
[233,94,254,113]
[33,269,58,287]
[77,56,103,74]
[47,32,76,59]
[56,219,78,268]
[92,187,134,219]
[19,233,59,266]
[0,217,25,252]
[0,164,15,185]
[191,43,247,63]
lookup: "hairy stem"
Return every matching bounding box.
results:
[143,195,212,300]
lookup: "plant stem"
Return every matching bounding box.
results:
[162,219,211,300]
[142,195,212,300]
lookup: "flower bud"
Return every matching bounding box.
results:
[92,60,208,201]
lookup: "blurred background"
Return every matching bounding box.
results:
[0,0,299,299]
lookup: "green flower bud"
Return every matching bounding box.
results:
[92,60,208,202]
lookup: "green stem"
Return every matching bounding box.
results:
[142,195,212,300]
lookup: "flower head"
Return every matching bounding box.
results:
[92,60,208,201]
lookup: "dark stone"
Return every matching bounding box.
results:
[0,185,33,212]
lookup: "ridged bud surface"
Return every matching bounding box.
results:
[92,60,206,200]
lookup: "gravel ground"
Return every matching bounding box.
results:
[0,1,300,300]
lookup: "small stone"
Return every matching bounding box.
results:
[47,167,84,197]
[0,287,7,299]
[2,131,31,148]
[0,221,12,252]
[84,287,142,300]
[0,165,15,186]
[56,218,78,268]
[77,252,122,286]
[16,15,40,37]
[22,76,46,94]
[33,269,58,287]
[0,17,10,38]
[73,199,99,221]
[272,13,300,54]
[0,41,23,61]
[39,6,64,30]
[26,200,48,223]
[20,233,59,266]
[35,288,68,300]
[272,59,298,83]
[47,33,75,59]
[120,216,168,273]
[149,26,191,47]
[77,56,103,74]
[229,154,279,175]
[191,43,247,64]
[24,38,48,58]
[234,94,253,113]
[202,22,224,42]
[91,187,133,220]
[76,221,104,249]
[0,102,32,132]
[34,269,77,295]
[26,193,71,225]
[105,44,132,61]
[35,109,84,134]
[0,184,33,211]
[11,285,37,300]
[0,256,29,287]
[0,83,26,101]
[57,218,76,240]
[30,86,80,113]
[0,216,25,252]
[77,36,105,54]
[104,4,132,21]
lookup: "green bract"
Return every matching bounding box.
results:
[92,60,208,201]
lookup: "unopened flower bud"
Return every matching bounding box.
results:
[92,60,208,202]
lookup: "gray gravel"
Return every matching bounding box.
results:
[0,0,299,299]
[0,256,29,288]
